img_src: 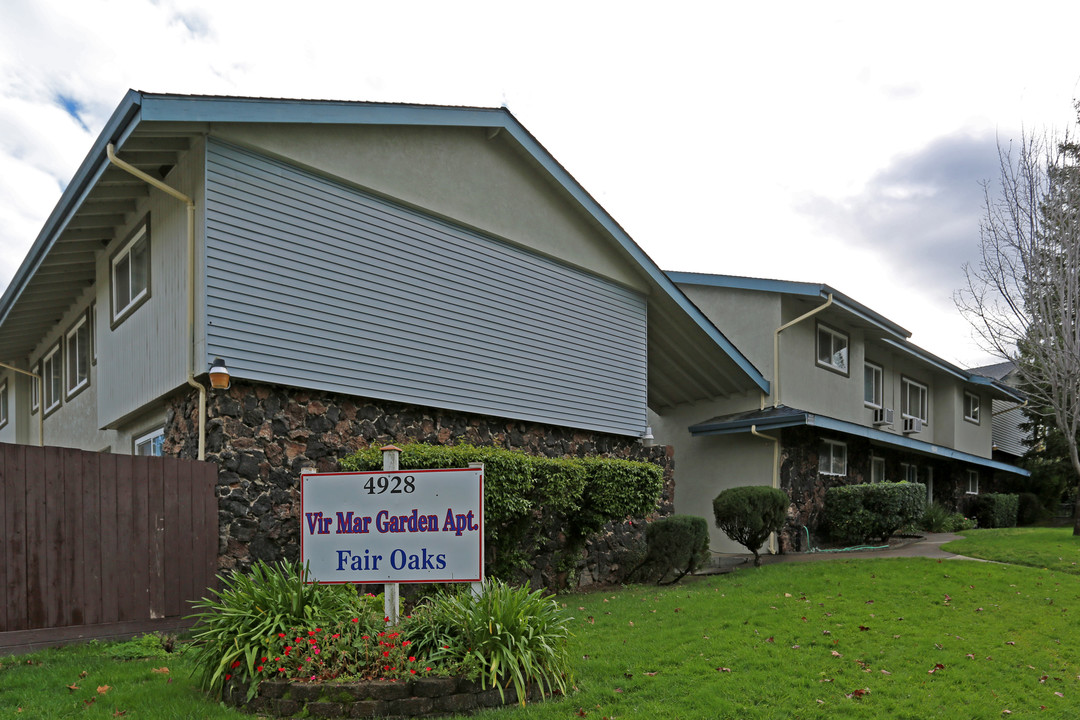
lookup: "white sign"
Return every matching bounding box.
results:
[301,468,483,584]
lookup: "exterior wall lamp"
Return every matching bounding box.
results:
[209,357,231,390]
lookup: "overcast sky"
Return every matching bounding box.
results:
[2,0,1079,369]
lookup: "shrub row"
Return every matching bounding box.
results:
[824,482,925,544]
[340,444,663,580]
[965,493,1020,529]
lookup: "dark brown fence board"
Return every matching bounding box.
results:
[25,446,47,629]
[98,453,119,625]
[0,444,218,637]
[163,459,181,618]
[147,454,165,620]
[80,450,101,626]
[63,448,83,627]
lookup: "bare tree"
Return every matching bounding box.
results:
[956,111,1080,534]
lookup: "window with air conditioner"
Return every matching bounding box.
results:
[901,377,928,424]
[818,439,847,476]
[816,323,849,374]
[864,361,883,408]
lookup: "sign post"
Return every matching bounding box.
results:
[300,447,485,624]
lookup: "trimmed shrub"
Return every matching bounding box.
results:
[340,443,663,582]
[712,486,788,566]
[1017,492,1046,526]
[824,482,926,544]
[629,515,711,584]
[967,493,1019,529]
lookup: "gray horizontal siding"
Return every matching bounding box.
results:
[204,139,647,435]
[991,400,1029,457]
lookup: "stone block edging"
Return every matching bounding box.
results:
[228,677,544,718]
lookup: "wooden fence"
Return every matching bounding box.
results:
[0,443,218,650]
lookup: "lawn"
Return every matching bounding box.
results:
[3,555,1079,719]
[942,527,1080,574]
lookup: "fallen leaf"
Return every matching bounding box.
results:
[644,671,658,676]
[785,593,792,597]
[822,630,831,635]
[1006,641,1016,646]
[717,667,732,672]
[83,698,96,707]
[576,709,587,717]
[880,670,891,675]
[97,685,111,694]
[614,688,623,693]
[79,671,88,678]
[67,684,79,692]
[112,712,127,718]
[831,651,843,658]
[151,667,169,674]
[791,645,800,649]
[1055,692,1064,698]
[816,699,824,704]
[859,626,870,631]
[765,637,774,643]
[1040,675,1049,683]
[846,688,869,699]
[967,654,975,659]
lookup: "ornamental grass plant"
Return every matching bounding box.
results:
[407,579,574,704]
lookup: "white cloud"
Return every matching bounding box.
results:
[2,0,1080,367]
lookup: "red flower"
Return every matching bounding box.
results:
[225,673,231,681]
[408,656,416,662]
[278,668,285,673]
[383,651,390,657]
[351,618,359,623]
[332,634,340,639]
[410,669,417,674]
[261,657,267,662]
[308,630,316,635]
[278,633,285,638]
[256,665,264,672]
[425,667,432,672]
[402,640,411,646]
[231,660,242,669]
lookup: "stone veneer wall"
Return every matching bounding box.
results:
[162,382,674,588]
[776,427,975,550]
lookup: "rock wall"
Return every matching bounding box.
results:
[163,382,673,587]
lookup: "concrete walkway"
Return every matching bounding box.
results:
[706,532,976,573]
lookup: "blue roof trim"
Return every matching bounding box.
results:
[0,89,143,325]
[667,272,911,339]
[0,91,770,395]
[880,339,1026,402]
[690,410,1029,476]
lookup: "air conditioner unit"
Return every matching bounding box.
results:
[902,417,923,434]
[873,408,894,426]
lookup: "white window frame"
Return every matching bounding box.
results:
[0,379,8,430]
[111,217,151,326]
[871,455,885,483]
[963,391,980,424]
[90,301,97,365]
[864,361,883,408]
[65,311,91,399]
[816,323,849,374]
[900,462,918,483]
[966,469,979,495]
[819,439,848,476]
[30,361,39,414]
[42,343,62,416]
[901,376,929,424]
[135,427,165,456]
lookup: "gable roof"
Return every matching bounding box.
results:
[667,272,1024,403]
[0,91,769,407]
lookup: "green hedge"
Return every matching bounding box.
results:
[712,486,788,566]
[824,482,925,544]
[630,515,711,584]
[339,443,663,581]
[967,493,1019,529]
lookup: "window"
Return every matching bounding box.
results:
[135,428,165,456]
[900,463,918,483]
[864,362,883,408]
[966,469,979,495]
[871,456,885,483]
[30,362,39,414]
[0,380,8,429]
[901,377,928,423]
[65,311,90,398]
[964,392,980,424]
[819,439,847,476]
[816,323,849,374]
[42,344,62,415]
[90,302,97,365]
[111,217,151,325]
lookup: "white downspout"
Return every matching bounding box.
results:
[106,144,206,461]
[751,424,780,554]
[772,294,834,408]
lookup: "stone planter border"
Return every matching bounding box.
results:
[228,677,544,718]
